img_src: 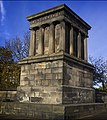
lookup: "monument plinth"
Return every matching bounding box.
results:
[17,4,94,104]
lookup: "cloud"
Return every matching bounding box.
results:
[0,1,5,25]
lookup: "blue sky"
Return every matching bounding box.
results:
[0,1,107,59]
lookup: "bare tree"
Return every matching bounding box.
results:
[5,31,30,61]
[89,56,107,90]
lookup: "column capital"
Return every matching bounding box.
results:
[29,26,39,31]
[51,21,60,26]
[40,23,50,29]
[60,19,66,24]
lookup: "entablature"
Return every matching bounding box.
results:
[27,4,91,36]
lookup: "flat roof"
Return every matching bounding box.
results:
[27,4,91,30]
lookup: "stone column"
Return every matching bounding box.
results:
[29,30,36,56]
[84,37,88,61]
[49,23,55,54]
[77,31,81,59]
[70,26,73,55]
[38,27,44,55]
[59,21,66,52]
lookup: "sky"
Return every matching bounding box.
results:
[0,0,107,59]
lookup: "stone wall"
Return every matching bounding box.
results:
[95,89,107,103]
[65,103,107,119]
[0,91,17,102]
[17,60,63,104]
[0,102,107,120]
[62,59,94,103]
[17,53,94,104]
[63,61,93,88]
[0,102,65,120]
[63,86,94,104]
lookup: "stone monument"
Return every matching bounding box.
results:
[17,4,94,105]
[1,5,107,120]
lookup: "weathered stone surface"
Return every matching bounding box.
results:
[63,61,93,88]
[17,4,94,106]
[63,86,94,104]
[31,97,43,102]
[0,102,107,120]
[17,52,94,104]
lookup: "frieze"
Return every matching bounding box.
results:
[30,11,64,25]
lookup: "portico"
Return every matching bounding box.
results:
[29,19,88,61]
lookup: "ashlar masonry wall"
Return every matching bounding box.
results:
[17,59,63,104]
[17,53,94,104]
[62,58,94,104]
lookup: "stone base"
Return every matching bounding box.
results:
[17,86,62,104]
[0,102,107,120]
[17,85,95,104]
[63,86,95,104]
[17,52,94,104]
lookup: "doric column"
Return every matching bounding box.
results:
[77,31,81,59]
[70,26,73,55]
[84,37,88,61]
[38,27,44,55]
[49,23,55,54]
[59,20,66,52]
[29,30,36,56]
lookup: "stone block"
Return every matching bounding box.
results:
[51,61,63,68]
[45,68,52,73]
[20,86,31,93]
[35,80,42,86]
[24,65,31,70]
[29,80,35,86]
[46,62,52,68]
[52,73,63,79]
[50,80,62,86]
[30,69,38,74]
[31,87,40,92]
[41,80,49,86]
[45,74,52,79]
[30,64,35,69]
[21,65,25,72]
[21,70,29,76]
[35,74,45,80]
[53,106,64,114]
[52,67,63,73]
[40,93,47,97]
[58,61,63,67]
[20,75,26,81]
[31,97,43,102]
[38,63,46,68]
